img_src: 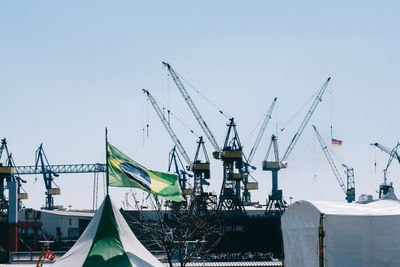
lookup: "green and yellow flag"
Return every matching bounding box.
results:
[107,142,184,202]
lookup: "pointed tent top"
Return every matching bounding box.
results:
[53,195,163,267]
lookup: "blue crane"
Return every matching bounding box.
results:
[371,142,400,199]
[313,125,355,203]
[162,62,246,213]
[263,77,331,214]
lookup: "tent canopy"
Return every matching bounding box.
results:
[282,200,400,267]
[53,195,163,267]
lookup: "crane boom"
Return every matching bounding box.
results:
[248,97,277,165]
[371,142,400,164]
[313,125,347,194]
[162,62,221,155]
[143,89,193,169]
[282,77,331,162]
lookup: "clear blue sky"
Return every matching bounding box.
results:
[1,1,399,209]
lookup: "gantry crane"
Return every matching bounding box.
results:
[14,162,105,210]
[313,126,355,203]
[371,142,400,199]
[262,77,331,214]
[242,97,277,203]
[163,62,246,213]
[143,89,211,203]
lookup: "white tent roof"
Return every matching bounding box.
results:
[282,200,400,267]
[298,199,400,215]
[52,195,163,267]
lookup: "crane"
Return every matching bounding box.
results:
[247,97,277,165]
[14,162,106,210]
[143,89,193,170]
[217,118,246,213]
[168,146,191,193]
[0,139,28,210]
[162,61,222,159]
[262,77,331,214]
[35,144,62,210]
[162,62,247,212]
[313,126,355,203]
[242,97,277,203]
[371,142,400,199]
[371,142,400,165]
[143,89,211,200]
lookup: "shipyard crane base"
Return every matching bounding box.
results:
[265,192,287,216]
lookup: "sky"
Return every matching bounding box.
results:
[1,1,399,210]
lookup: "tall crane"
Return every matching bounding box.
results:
[242,97,277,203]
[143,89,211,200]
[143,89,193,170]
[371,142,400,199]
[218,118,245,213]
[163,62,246,213]
[313,126,355,203]
[263,77,331,214]
[162,61,222,159]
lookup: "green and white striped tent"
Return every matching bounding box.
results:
[53,195,163,267]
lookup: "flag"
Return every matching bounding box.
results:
[45,250,56,261]
[332,138,342,146]
[107,142,184,202]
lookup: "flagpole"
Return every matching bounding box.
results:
[105,127,109,195]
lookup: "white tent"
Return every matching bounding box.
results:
[52,195,163,267]
[282,200,400,267]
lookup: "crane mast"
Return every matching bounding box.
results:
[143,89,193,169]
[313,126,355,202]
[282,77,331,162]
[162,62,222,158]
[262,77,331,214]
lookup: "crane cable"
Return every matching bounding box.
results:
[279,89,318,133]
[243,110,269,146]
[173,69,231,120]
[144,91,200,138]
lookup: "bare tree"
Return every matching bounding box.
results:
[123,191,221,267]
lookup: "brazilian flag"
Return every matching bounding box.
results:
[107,142,184,202]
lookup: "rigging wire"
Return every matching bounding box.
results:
[146,98,149,137]
[166,73,171,124]
[174,69,231,120]
[169,112,200,137]
[279,89,318,133]
[243,111,267,146]
[329,83,333,141]
[313,130,317,182]
[374,148,377,175]
[144,90,200,138]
